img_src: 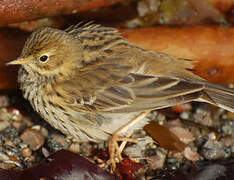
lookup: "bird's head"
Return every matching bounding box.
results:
[7,27,83,78]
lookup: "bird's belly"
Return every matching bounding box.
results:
[99,112,149,136]
[23,87,150,142]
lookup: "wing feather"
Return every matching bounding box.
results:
[94,73,205,112]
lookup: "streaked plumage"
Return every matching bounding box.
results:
[7,23,234,143]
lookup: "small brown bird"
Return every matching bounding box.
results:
[7,23,234,166]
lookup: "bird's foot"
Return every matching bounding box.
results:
[108,134,138,171]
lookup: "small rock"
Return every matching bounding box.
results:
[7,108,23,121]
[20,128,45,151]
[208,132,216,140]
[137,0,150,17]
[165,119,182,128]
[191,164,227,180]
[0,152,10,161]
[222,122,234,135]
[4,140,15,147]
[0,95,10,107]
[22,147,32,158]
[220,136,233,147]
[0,161,16,169]
[157,113,166,122]
[26,155,35,162]
[166,157,183,171]
[124,144,142,158]
[23,117,33,127]
[19,143,28,149]
[3,127,19,141]
[69,142,80,154]
[79,142,92,156]
[202,114,213,127]
[231,144,234,153]
[0,152,22,169]
[180,112,190,119]
[227,111,234,119]
[0,120,10,131]
[51,133,67,147]
[12,121,24,130]
[184,146,200,161]
[169,126,195,144]
[32,125,49,137]
[168,151,184,159]
[146,149,166,170]
[0,108,10,121]
[42,147,50,158]
[47,135,64,152]
[202,139,231,160]
[137,0,160,16]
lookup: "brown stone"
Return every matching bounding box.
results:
[20,128,45,151]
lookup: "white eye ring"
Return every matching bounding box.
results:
[39,55,48,62]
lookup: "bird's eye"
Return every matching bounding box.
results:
[39,55,48,62]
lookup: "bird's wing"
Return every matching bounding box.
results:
[59,59,206,113]
[94,72,234,113]
[58,51,234,113]
[93,73,205,113]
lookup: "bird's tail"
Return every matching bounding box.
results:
[200,82,234,112]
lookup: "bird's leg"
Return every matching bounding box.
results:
[108,111,150,169]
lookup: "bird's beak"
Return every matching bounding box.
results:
[6,57,28,66]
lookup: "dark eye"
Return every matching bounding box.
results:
[40,55,48,62]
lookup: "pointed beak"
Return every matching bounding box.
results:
[6,57,28,66]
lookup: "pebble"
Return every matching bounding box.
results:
[155,113,166,124]
[169,126,195,144]
[42,147,50,158]
[23,117,33,127]
[32,125,49,138]
[165,119,182,128]
[7,108,23,121]
[51,133,67,147]
[221,121,234,135]
[3,127,19,141]
[220,136,233,147]
[0,119,10,131]
[79,142,92,157]
[208,132,216,140]
[22,147,32,158]
[20,128,45,151]
[202,139,231,159]
[146,149,166,170]
[227,111,234,119]
[12,121,24,131]
[168,151,184,159]
[180,112,190,119]
[0,151,10,161]
[184,147,200,161]
[124,144,142,158]
[137,0,160,17]
[46,135,64,152]
[0,160,20,169]
[0,151,22,169]
[26,155,35,163]
[0,108,10,121]
[22,147,35,163]
[4,140,15,147]
[0,95,10,107]
[69,142,80,154]
[202,114,213,127]
[231,144,234,153]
